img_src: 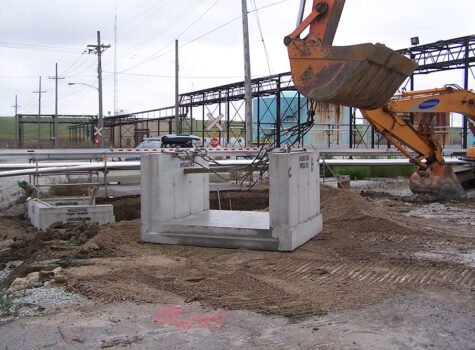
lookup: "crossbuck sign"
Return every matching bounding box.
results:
[206,113,224,132]
[94,126,103,137]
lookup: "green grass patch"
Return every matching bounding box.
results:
[0,117,87,140]
[0,290,20,318]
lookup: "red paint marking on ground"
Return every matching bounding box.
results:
[154,308,226,330]
[157,307,183,315]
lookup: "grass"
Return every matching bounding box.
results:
[323,164,415,179]
[0,290,20,319]
[0,116,86,140]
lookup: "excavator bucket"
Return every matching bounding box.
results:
[285,0,418,110]
[409,164,466,198]
[287,41,418,110]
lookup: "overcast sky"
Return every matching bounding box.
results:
[1,0,474,117]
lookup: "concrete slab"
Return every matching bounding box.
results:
[28,198,115,230]
[168,210,269,230]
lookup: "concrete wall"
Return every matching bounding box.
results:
[269,150,322,251]
[140,153,209,238]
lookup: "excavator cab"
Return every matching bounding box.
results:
[285,0,418,110]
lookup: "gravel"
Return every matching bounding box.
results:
[0,287,90,321]
[12,287,88,307]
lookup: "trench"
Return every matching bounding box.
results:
[96,190,270,222]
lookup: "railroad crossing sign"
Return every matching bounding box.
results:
[210,137,219,148]
[206,113,224,132]
[94,126,103,137]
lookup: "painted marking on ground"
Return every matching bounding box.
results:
[154,307,226,330]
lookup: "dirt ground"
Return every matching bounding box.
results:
[0,179,474,348]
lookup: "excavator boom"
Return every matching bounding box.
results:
[361,86,475,197]
[285,0,418,109]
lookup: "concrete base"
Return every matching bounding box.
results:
[142,210,279,250]
[141,151,322,251]
[28,198,115,230]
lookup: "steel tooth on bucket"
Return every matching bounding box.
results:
[287,40,418,110]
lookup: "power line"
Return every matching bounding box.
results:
[251,0,274,75]
[103,70,242,79]
[128,0,203,52]
[60,54,92,76]
[111,0,290,74]
[0,41,81,53]
[113,0,169,43]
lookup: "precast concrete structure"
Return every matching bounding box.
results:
[140,150,322,251]
[27,198,115,230]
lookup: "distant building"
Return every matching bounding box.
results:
[253,94,350,147]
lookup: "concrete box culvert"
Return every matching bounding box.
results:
[27,198,115,231]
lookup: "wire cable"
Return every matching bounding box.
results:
[251,0,274,75]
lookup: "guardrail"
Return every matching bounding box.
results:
[0,146,450,160]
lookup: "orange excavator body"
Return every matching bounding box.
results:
[361,87,475,197]
[285,0,418,110]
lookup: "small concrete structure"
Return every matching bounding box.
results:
[141,150,322,251]
[28,197,115,230]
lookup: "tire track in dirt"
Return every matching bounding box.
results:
[261,258,474,288]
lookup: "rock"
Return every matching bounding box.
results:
[26,271,40,283]
[7,284,24,293]
[39,270,54,280]
[0,239,14,250]
[83,241,100,251]
[11,277,27,287]
[54,273,68,284]
[52,267,62,276]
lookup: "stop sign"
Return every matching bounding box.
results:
[210,137,219,147]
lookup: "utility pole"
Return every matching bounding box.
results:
[114,0,119,115]
[49,63,65,148]
[86,31,110,148]
[241,0,253,147]
[11,95,21,149]
[175,39,180,135]
[33,77,47,149]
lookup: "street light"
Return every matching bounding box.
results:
[68,82,98,90]
[68,82,102,147]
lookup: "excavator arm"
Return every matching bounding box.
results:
[285,0,418,110]
[285,1,473,196]
[361,86,475,197]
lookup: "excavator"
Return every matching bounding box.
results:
[361,86,475,197]
[284,0,475,197]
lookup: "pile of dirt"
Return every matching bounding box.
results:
[320,185,423,239]
[209,190,269,210]
[97,195,141,221]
